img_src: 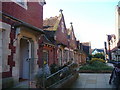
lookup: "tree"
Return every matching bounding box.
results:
[88,54,92,60]
[93,53,105,60]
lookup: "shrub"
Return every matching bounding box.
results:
[90,58,106,63]
[90,60,106,67]
[93,53,105,59]
[50,63,59,74]
[34,73,44,88]
[79,60,113,72]
[70,63,78,69]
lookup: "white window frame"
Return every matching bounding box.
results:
[43,50,49,64]
[11,0,28,9]
[39,0,46,6]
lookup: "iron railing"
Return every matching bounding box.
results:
[45,63,78,88]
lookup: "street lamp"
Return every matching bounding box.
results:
[107,35,112,62]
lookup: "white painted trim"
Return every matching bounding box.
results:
[28,40,32,59]
[38,0,46,6]
[11,0,28,10]
[69,49,73,51]
[64,47,69,50]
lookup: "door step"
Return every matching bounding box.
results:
[14,81,30,88]
[13,80,36,88]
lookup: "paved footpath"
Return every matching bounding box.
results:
[70,73,115,89]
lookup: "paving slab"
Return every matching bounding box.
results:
[70,73,114,89]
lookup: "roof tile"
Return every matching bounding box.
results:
[43,14,62,31]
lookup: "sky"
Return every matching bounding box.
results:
[43,0,120,49]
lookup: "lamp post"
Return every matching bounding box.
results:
[108,41,112,61]
[107,35,112,62]
[104,42,107,61]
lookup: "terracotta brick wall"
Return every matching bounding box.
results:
[2,2,43,29]
[55,17,68,46]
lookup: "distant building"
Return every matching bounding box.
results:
[82,42,91,56]
[92,48,104,55]
[108,2,120,61]
[115,1,120,47]
[43,10,70,66]
[114,2,120,61]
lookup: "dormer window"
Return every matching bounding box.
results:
[54,35,57,40]
[12,0,27,9]
[17,0,25,5]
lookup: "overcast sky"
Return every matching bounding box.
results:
[43,0,120,49]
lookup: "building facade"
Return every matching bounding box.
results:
[43,10,69,66]
[1,1,87,88]
[1,0,46,88]
[109,2,120,61]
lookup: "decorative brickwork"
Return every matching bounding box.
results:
[2,27,16,78]
[2,2,43,29]
[2,16,17,78]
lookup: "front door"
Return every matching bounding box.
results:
[19,38,32,80]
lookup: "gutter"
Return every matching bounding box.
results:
[1,11,44,33]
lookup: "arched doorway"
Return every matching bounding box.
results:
[19,38,33,81]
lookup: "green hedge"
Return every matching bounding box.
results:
[80,60,113,72]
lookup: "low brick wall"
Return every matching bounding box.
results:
[2,77,14,88]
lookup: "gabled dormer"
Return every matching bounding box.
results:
[67,22,77,49]
[43,9,68,46]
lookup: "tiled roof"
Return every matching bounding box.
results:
[97,49,104,52]
[43,14,62,31]
[92,48,104,53]
[44,30,56,44]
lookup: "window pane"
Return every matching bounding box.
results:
[16,0,25,6]
[43,50,48,64]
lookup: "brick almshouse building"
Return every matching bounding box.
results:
[1,0,88,88]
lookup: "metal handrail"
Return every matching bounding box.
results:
[46,63,73,79]
[44,63,77,88]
